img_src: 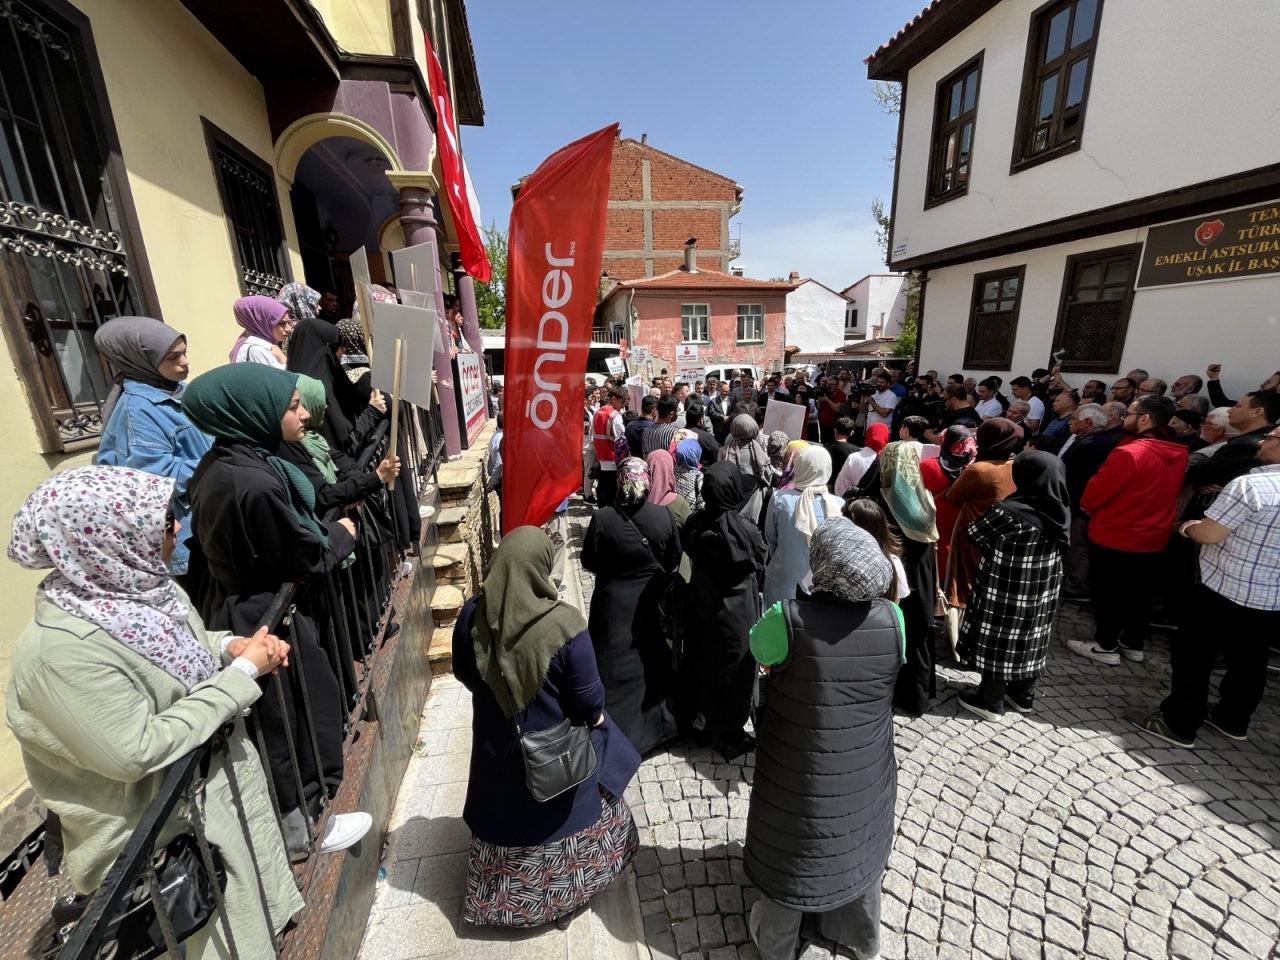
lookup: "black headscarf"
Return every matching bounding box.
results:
[998,450,1070,546]
[685,461,768,583]
[286,317,370,448]
[976,417,1023,461]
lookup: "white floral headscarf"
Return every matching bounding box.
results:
[8,466,217,690]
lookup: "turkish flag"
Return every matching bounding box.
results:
[423,33,491,282]
[502,124,618,533]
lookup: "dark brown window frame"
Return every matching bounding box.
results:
[202,118,292,297]
[962,265,1026,370]
[925,51,984,209]
[0,0,159,454]
[1010,0,1104,174]
[1050,242,1140,373]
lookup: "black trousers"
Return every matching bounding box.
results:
[596,469,617,508]
[894,538,937,716]
[1160,584,1277,739]
[1088,540,1161,651]
[974,673,1038,708]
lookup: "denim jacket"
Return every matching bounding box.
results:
[95,381,213,573]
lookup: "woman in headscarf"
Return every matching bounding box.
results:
[957,451,1069,719]
[766,430,792,488]
[646,448,692,583]
[879,440,939,716]
[672,437,704,512]
[94,316,212,576]
[277,281,321,325]
[581,458,681,753]
[718,414,770,524]
[834,422,889,495]
[286,317,384,454]
[745,519,901,960]
[6,466,303,959]
[230,295,293,368]
[337,318,371,384]
[762,445,844,606]
[453,527,641,928]
[681,461,768,759]
[944,417,1020,614]
[776,439,808,491]
[919,425,977,578]
[182,363,371,858]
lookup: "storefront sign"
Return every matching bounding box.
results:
[675,343,700,361]
[1137,200,1280,288]
[454,351,487,443]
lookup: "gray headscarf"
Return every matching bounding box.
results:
[718,414,769,483]
[94,316,185,423]
[809,517,892,603]
[276,282,321,324]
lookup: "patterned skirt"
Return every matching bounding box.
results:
[462,788,639,927]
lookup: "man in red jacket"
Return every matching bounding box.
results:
[1067,396,1188,665]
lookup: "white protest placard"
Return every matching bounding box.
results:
[455,351,487,443]
[626,383,646,414]
[761,399,806,440]
[605,356,625,376]
[391,242,439,298]
[371,300,439,410]
[350,246,371,287]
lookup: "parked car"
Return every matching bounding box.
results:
[701,363,764,386]
[481,334,621,388]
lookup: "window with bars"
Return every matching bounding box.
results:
[736,303,763,342]
[1051,244,1139,373]
[681,303,709,343]
[844,305,859,340]
[0,0,151,453]
[963,267,1025,370]
[1013,0,1102,169]
[204,120,290,297]
[927,54,982,206]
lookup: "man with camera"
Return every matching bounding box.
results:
[862,369,899,431]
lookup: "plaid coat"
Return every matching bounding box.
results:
[957,505,1063,679]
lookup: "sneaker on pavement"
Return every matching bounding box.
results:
[1124,708,1195,748]
[1066,639,1120,665]
[1119,645,1145,663]
[1004,693,1034,714]
[319,812,373,854]
[958,690,1003,721]
[1204,713,1248,742]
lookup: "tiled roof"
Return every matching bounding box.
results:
[865,0,1003,81]
[612,267,795,293]
[865,0,948,67]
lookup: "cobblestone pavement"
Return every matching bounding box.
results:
[567,501,1280,960]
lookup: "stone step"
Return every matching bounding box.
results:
[436,505,468,543]
[428,625,454,675]
[427,542,469,572]
[436,461,482,496]
[430,584,464,619]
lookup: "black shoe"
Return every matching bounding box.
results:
[1004,692,1034,714]
[958,690,1003,720]
[1205,711,1248,742]
[718,733,755,761]
[1124,707,1195,748]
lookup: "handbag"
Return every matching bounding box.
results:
[492,652,598,803]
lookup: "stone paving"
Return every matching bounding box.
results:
[363,498,1280,960]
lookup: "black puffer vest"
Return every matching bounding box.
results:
[744,592,900,910]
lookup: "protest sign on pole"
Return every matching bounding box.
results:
[762,399,806,440]
[371,300,438,410]
[503,123,618,533]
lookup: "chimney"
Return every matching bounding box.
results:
[683,238,698,273]
[731,266,744,277]
[641,132,648,144]
[788,271,801,283]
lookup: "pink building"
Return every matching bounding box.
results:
[599,242,790,381]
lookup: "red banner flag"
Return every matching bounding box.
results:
[503,123,619,533]
[423,33,491,282]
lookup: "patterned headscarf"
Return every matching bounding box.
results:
[880,441,938,543]
[277,282,320,324]
[230,295,288,363]
[645,450,677,507]
[616,457,650,507]
[767,430,791,468]
[937,425,978,480]
[790,444,844,542]
[8,466,217,690]
[809,517,892,603]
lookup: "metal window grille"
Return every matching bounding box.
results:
[681,303,708,343]
[208,129,289,296]
[0,0,145,452]
[736,303,763,342]
[964,269,1024,369]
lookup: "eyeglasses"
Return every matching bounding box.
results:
[1261,434,1280,443]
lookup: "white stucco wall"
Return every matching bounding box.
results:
[785,280,848,353]
[891,0,1280,264]
[845,275,908,340]
[918,225,1280,397]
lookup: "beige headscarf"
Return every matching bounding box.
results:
[789,444,844,542]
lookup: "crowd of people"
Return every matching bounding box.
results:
[5,281,435,956]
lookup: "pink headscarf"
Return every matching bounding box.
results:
[864,422,890,453]
[645,450,678,506]
[229,295,289,362]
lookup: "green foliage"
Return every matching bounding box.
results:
[895,274,920,359]
[474,222,507,329]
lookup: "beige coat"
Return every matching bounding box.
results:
[5,591,303,959]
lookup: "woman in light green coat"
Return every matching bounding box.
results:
[6,465,303,958]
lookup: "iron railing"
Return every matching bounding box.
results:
[40,397,446,960]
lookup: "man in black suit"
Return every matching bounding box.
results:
[708,380,735,443]
[685,402,721,467]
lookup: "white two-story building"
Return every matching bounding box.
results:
[868,0,1280,396]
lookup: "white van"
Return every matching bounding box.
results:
[481,335,621,388]
[700,364,764,385]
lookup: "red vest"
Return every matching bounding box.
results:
[592,405,618,465]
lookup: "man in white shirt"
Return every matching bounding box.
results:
[975,377,1004,420]
[864,371,899,430]
[1010,377,1044,430]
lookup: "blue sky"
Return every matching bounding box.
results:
[459,1,925,290]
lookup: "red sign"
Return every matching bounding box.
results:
[502,124,618,533]
[423,33,491,282]
[1194,219,1225,246]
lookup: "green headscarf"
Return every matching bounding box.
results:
[473,526,587,718]
[879,440,938,544]
[295,374,339,485]
[183,364,329,546]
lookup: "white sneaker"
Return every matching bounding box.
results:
[318,812,373,853]
[1065,639,1120,666]
[419,504,435,520]
[1120,646,1145,663]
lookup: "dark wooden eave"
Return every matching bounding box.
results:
[446,0,485,126]
[179,0,340,81]
[865,0,1004,82]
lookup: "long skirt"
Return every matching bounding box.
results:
[463,789,638,927]
[894,538,938,716]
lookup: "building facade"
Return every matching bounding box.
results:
[868,0,1280,389]
[0,0,486,819]
[601,136,742,282]
[600,243,789,381]
[784,276,851,355]
[840,272,909,342]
